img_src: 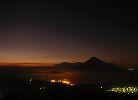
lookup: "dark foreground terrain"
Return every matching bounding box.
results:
[0,79,138,100]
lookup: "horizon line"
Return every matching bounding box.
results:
[0,62,57,67]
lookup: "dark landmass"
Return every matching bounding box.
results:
[0,57,138,100]
[0,79,138,100]
[55,57,137,83]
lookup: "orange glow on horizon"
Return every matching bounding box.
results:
[0,62,56,67]
[0,56,88,67]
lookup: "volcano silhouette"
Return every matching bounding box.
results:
[56,57,126,72]
[54,57,130,82]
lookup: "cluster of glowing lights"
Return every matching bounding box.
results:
[107,87,138,94]
[50,79,75,86]
[128,68,134,71]
[28,78,75,86]
[39,87,46,90]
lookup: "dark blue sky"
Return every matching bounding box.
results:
[0,0,137,66]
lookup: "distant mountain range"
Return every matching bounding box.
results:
[0,57,136,83]
[55,57,133,82]
[55,57,125,71]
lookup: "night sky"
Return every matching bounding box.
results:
[0,0,138,66]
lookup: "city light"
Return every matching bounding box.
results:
[128,68,134,71]
[49,79,75,86]
[39,87,46,90]
[50,80,56,83]
[107,86,138,94]
[61,80,71,85]
[29,79,32,82]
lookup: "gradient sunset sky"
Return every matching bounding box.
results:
[0,1,137,66]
